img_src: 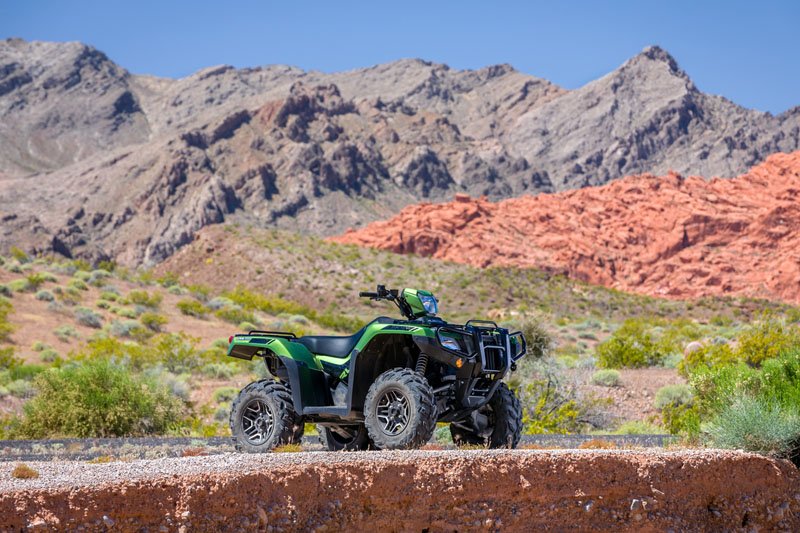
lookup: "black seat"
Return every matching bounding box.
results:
[294,317,394,358]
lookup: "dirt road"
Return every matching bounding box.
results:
[1,449,798,531]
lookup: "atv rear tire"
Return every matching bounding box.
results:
[450,382,522,449]
[318,424,372,451]
[230,380,303,453]
[364,368,437,450]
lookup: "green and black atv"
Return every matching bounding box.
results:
[226,285,527,451]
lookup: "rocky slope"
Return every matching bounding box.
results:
[334,151,800,304]
[1,38,798,265]
[2,450,798,531]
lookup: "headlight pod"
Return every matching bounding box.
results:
[440,337,460,351]
[420,294,438,315]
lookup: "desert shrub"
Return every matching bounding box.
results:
[0,284,10,297]
[705,394,800,457]
[73,270,91,281]
[11,463,38,479]
[140,312,168,332]
[108,319,147,339]
[144,368,191,401]
[214,404,230,422]
[237,321,257,332]
[127,290,162,309]
[735,317,800,367]
[177,299,208,318]
[654,384,693,410]
[0,297,13,342]
[167,285,185,296]
[96,300,111,310]
[7,379,35,398]
[39,349,59,363]
[10,364,45,381]
[212,386,239,404]
[32,341,50,352]
[0,347,21,370]
[100,291,119,302]
[114,307,139,319]
[8,279,30,292]
[88,269,112,286]
[590,369,621,387]
[35,289,54,302]
[207,297,234,311]
[68,279,89,291]
[19,359,186,438]
[54,325,80,342]
[596,318,664,368]
[74,307,103,329]
[9,246,29,263]
[515,358,611,434]
[434,424,454,444]
[215,306,257,325]
[201,363,238,380]
[662,402,701,437]
[520,318,553,359]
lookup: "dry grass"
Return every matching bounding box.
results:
[455,443,488,451]
[273,444,303,453]
[181,447,208,457]
[578,439,617,450]
[11,463,39,479]
[420,443,446,451]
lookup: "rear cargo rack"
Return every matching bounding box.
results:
[235,330,297,340]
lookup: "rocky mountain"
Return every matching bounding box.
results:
[333,151,800,304]
[0,38,798,266]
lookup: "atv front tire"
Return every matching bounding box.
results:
[230,380,303,453]
[450,382,522,449]
[318,424,372,451]
[364,368,437,450]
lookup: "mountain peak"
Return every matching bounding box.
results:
[633,45,684,76]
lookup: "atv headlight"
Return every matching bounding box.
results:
[420,294,438,315]
[440,337,460,351]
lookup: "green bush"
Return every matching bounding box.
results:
[18,359,186,438]
[140,312,168,332]
[177,299,208,318]
[54,325,80,342]
[8,279,30,293]
[613,420,666,435]
[73,270,91,282]
[215,306,257,325]
[39,349,59,363]
[0,297,13,342]
[520,318,553,359]
[127,290,162,309]
[200,362,238,380]
[596,319,664,368]
[100,291,119,302]
[9,246,29,263]
[96,300,111,310]
[35,290,54,302]
[6,379,35,398]
[0,284,10,298]
[9,364,46,381]
[590,369,621,387]
[108,319,145,339]
[113,307,139,319]
[0,347,21,370]
[75,307,103,328]
[735,317,800,367]
[654,384,693,410]
[68,279,89,291]
[705,394,800,457]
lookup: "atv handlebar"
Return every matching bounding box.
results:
[359,291,379,298]
[360,285,399,300]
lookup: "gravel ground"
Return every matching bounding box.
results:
[1,449,798,531]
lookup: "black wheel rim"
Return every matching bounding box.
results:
[375,388,410,436]
[241,399,275,445]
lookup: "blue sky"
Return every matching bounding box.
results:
[2,0,798,113]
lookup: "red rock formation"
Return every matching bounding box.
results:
[332,151,800,303]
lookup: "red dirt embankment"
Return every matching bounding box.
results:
[1,450,798,531]
[333,151,800,303]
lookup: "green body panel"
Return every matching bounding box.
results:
[403,288,436,318]
[227,335,322,370]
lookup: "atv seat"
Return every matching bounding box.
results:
[294,317,394,358]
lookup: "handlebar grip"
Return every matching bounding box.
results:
[359,292,379,298]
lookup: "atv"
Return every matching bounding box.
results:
[226,285,527,451]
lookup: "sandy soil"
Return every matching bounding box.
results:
[1,449,797,531]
